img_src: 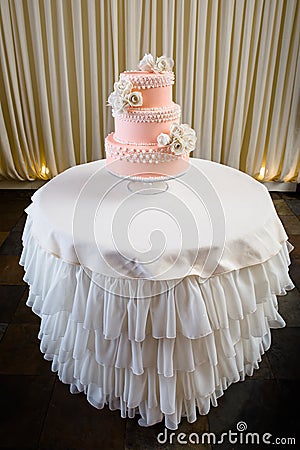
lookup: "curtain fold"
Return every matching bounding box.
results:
[0,0,299,182]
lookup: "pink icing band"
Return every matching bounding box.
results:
[113,103,181,123]
[106,156,189,179]
[115,116,180,144]
[105,133,179,163]
[120,71,175,88]
[114,103,180,144]
[114,136,158,146]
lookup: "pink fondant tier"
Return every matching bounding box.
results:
[119,71,174,108]
[105,133,189,179]
[114,103,181,144]
[105,57,196,180]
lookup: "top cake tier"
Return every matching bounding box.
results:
[119,71,175,108]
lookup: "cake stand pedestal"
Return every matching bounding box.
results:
[127,179,168,195]
[107,167,189,195]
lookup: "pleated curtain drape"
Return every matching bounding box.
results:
[0,0,299,182]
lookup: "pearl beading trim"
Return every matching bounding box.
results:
[110,172,188,182]
[120,71,175,89]
[105,138,178,163]
[114,136,158,146]
[113,104,181,123]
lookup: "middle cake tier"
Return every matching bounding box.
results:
[114,103,181,145]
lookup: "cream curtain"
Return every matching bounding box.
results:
[0,0,299,182]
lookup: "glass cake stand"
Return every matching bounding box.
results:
[107,167,189,195]
[127,175,171,195]
[126,169,190,194]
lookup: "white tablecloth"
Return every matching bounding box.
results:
[20,158,294,430]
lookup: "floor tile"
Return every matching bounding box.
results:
[286,198,300,215]
[289,234,300,258]
[0,374,54,449]
[269,192,281,200]
[125,414,211,450]
[0,285,27,322]
[0,192,32,209]
[0,211,24,232]
[289,258,300,290]
[0,255,25,285]
[273,199,293,215]
[279,215,300,235]
[0,323,8,342]
[0,194,31,234]
[39,379,126,450]
[267,327,300,380]
[0,323,51,375]
[0,230,24,256]
[11,212,27,232]
[250,353,274,380]
[277,287,300,327]
[12,288,40,325]
[208,379,299,449]
[0,232,9,247]
[280,192,300,200]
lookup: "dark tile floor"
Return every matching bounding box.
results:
[0,189,300,450]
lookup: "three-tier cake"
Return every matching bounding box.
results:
[105,54,196,180]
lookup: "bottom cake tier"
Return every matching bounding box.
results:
[105,132,190,180]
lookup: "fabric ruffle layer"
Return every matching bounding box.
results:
[20,219,294,430]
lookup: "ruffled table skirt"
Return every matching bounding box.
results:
[20,218,294,430]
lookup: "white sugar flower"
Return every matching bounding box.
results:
[157,133,171,147]
[170,123,184,139]
[169,123,197,154]
[139,53,155,71]
[155,56,174,72]
[170,123,195,139]
[184,135,197,153]
[126,91,143,107]
[138,54,174,73]
[155,123,196,155]
[114,79,133,96]
[108,77,143,113]
[108,92,125,113]
[170,138,185,155]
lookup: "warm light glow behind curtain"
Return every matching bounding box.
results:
[0,0,299,181]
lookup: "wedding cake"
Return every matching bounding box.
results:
[105,54,196,179]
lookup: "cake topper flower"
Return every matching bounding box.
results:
[157,124,197,155]
[139,54,174,73]
[108,79,143,113]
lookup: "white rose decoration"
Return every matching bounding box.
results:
[139,53,155,71]
[114,79,133,96]
[180,123,195,135]
[155,56,174,72]
[138,54,174,73]
[108,92,125,113]
[160,123,197,154]
[184,135,197,153]
[108,77,143,113]
[126,91,143,107]
[170,138,184,155]
[170,123,184,139]
[157,133,171,147]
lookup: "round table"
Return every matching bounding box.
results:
[20,158,294,430]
